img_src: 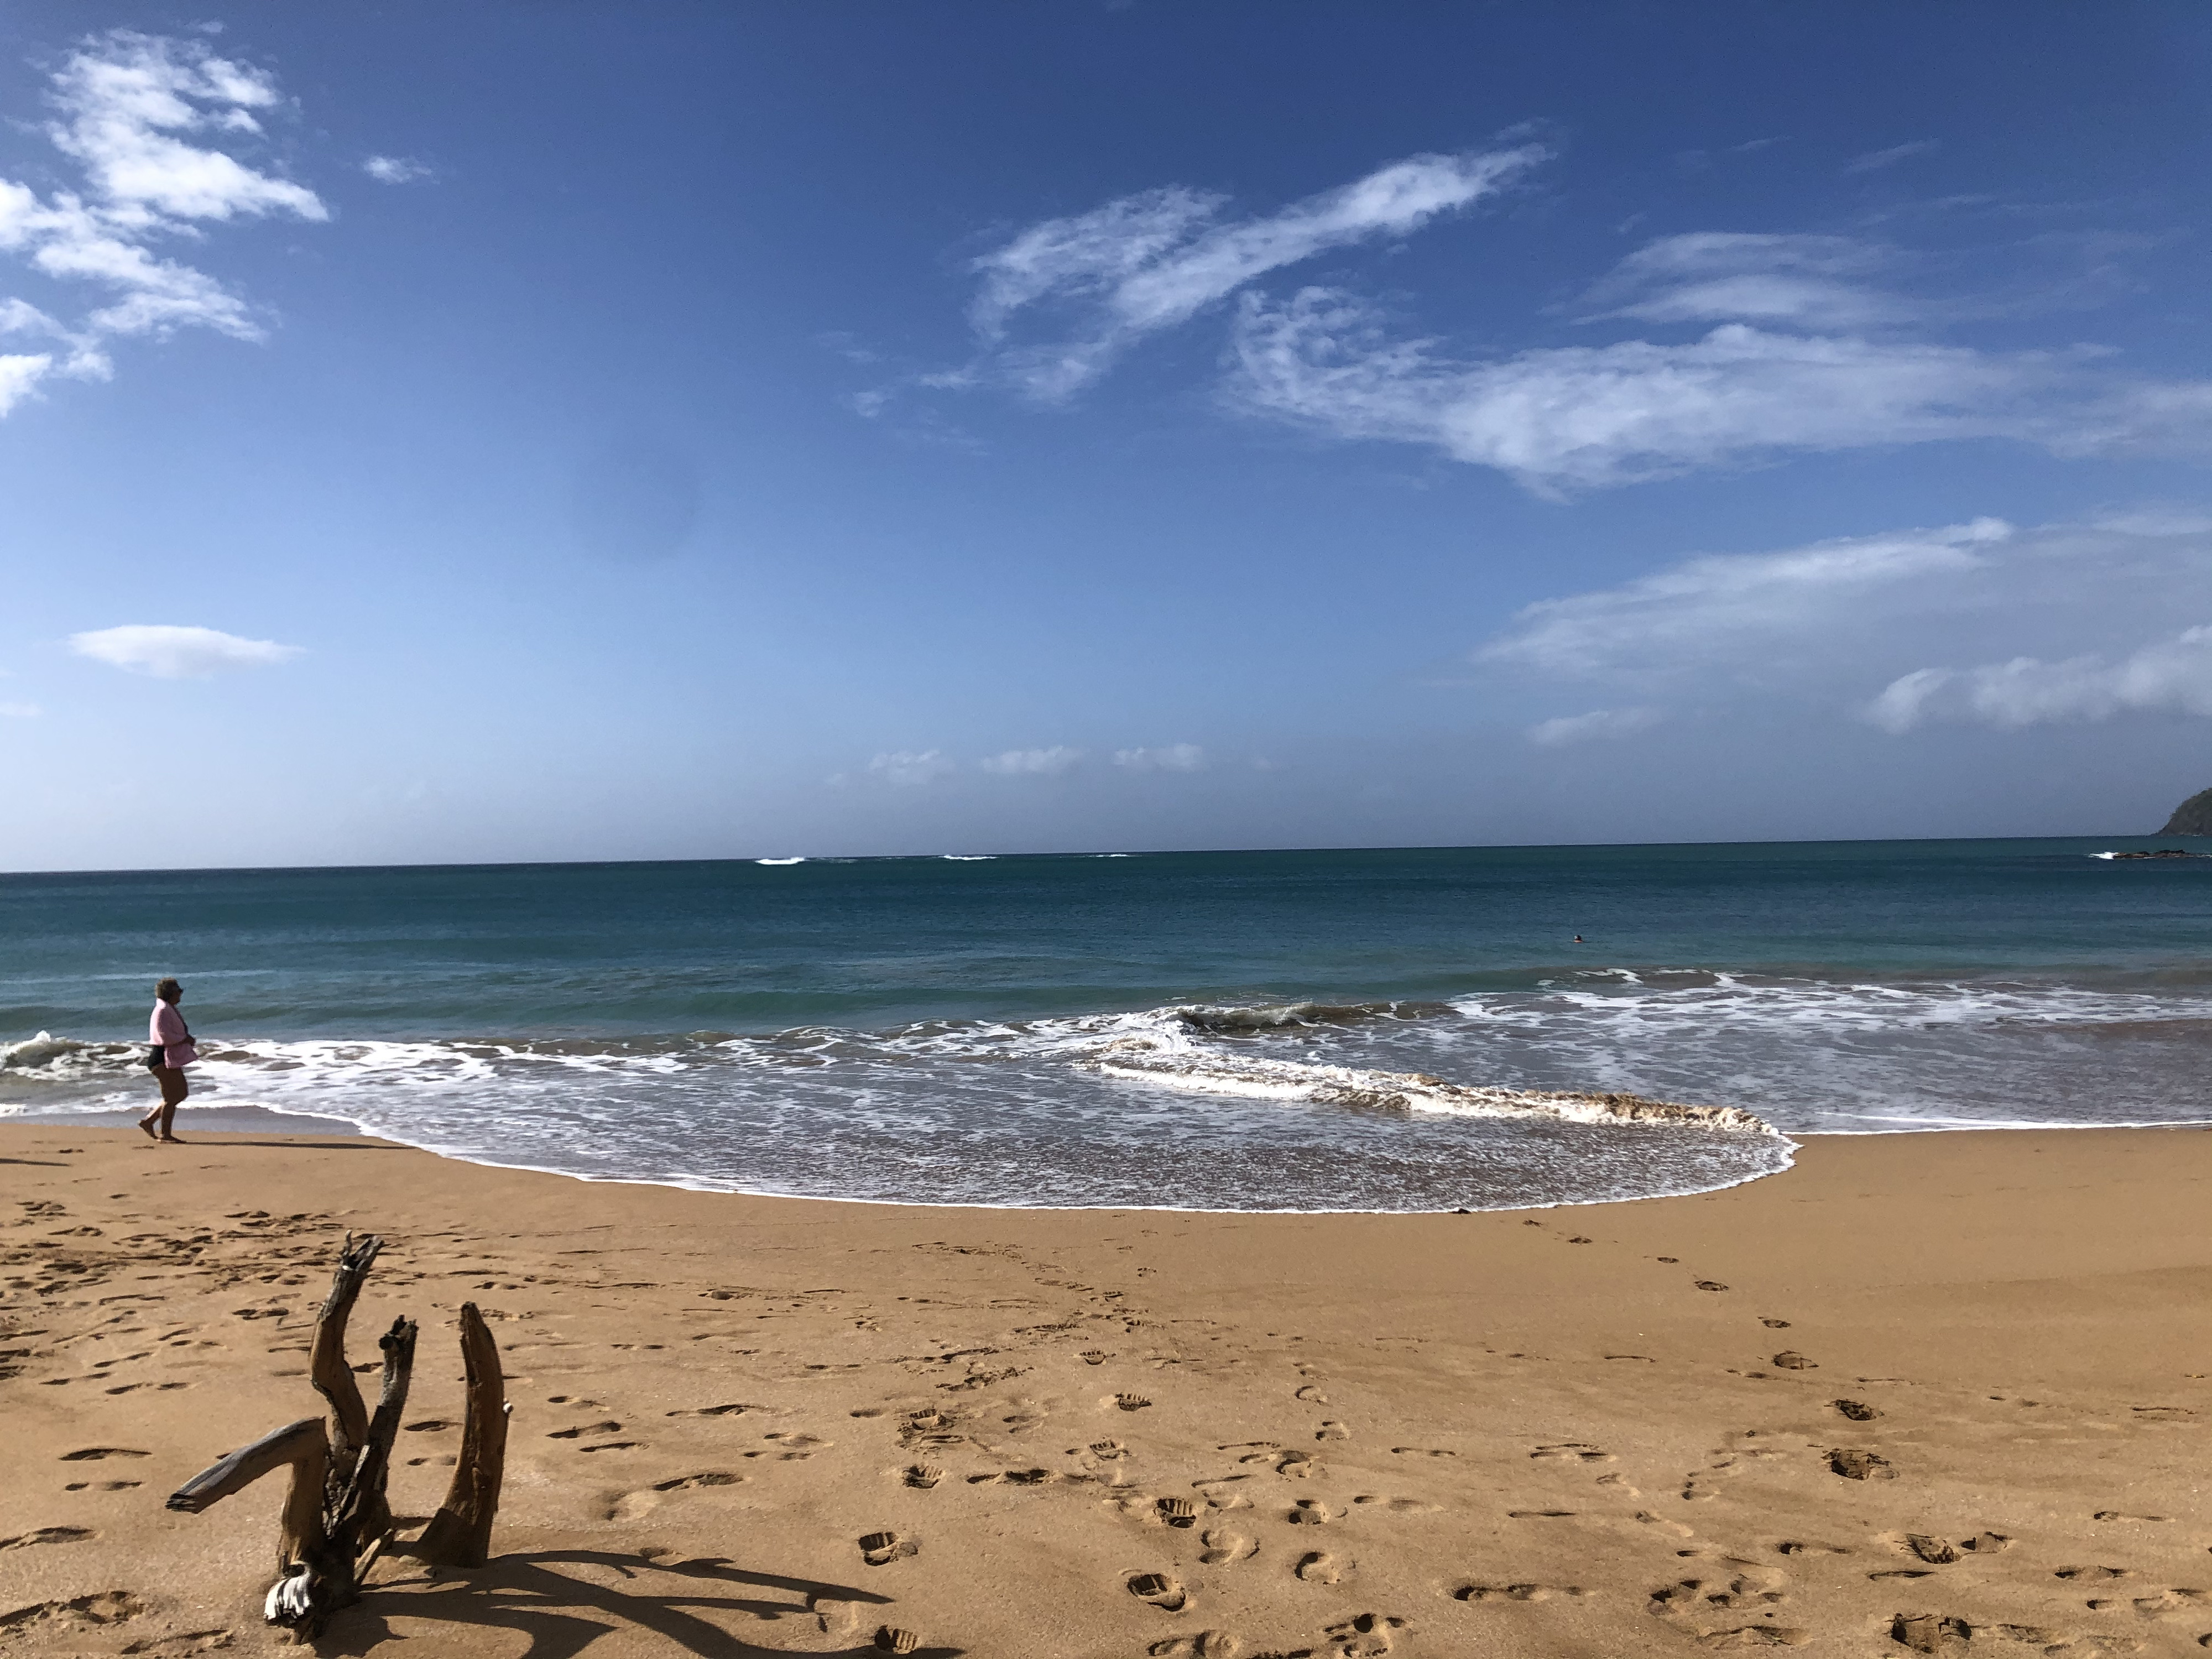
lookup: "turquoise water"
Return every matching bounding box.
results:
[4,838,2208,1210]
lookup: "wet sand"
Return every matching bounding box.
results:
[2,1123,2208,1657]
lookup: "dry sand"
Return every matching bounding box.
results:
[2,1123,2208,1658]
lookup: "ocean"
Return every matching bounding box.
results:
[3,839,2208,1212]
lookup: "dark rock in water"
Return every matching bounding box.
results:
[2161,785,2212,835]
[2108,848,2204,859]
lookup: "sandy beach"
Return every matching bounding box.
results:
[2,1124,2207,1658]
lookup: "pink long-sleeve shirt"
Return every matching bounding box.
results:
[150,1001,197,1068]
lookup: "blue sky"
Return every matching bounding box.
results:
[2,2,2209,869]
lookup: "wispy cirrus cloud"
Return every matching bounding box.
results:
[1573,232,1912,330]
[1527,706,1664,747]
[948,145,1547,403]
[0,30,326,415]
[1224,286,2212,495]
[1844,139,1940,175]
[70,623,304,678]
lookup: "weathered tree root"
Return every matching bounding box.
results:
[165,1234,506,1641]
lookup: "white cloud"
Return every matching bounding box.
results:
[963,146,1547,401]
[362,155,430,185]
[867,749,955,786]
[0,30,326,413]
[1527,706,1664,746]
[0,351,53,414]
[1867,627,2212,732]
[1113,743,1206,772]
[1575,233,1910,330]
[1483,518,2012,677]
[1474,513,2212,743]
[1225,290,2212,495]
[1844,139,1940,175]
[0,700,40,718]
[69,623,303,678]
[980,745,1082,775]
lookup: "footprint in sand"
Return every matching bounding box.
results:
[1316,1422,1351,1442]
[577,1441,639,1453]
[1290,1499,1332,1525]
[1296,1552,1345,1585]
[1770,1351,1816,1370]
[2128,1588,2208,1618]
[0,1527,95,1550]
[1088,1439,1128,1460]
[1775,1541,1850,1557]
[62,1483,141,1494]
[1828,1449,1893,1480]
[1295,1384,1329,1404]
[546,1421,622,1439]
[1890,1614,1971,1653]
[873,1628,921,1655]
[1532,1442,1613,1463]
[1112,1394,1153,1412]
[1390,1446,1455,1458]
[1079,1350,1112,1365]
[859,1531,917,1567]
[2056,1566,2131,1582]
[1649,1563,1789,1615]
[764,1432,830,1460]
[1129,1573,1188,1611]
[1761,1318,1792,1329]
[1146,1633,1240,1658]
[1356,1496,1439,1515]
[114,1627,236,1652]
[1833,1399,1881,1421]
[1457,1583,1589,1602]
[57,1448,150,1463]
[904,1463,944,1489]
[1199,1528,1257,1565]
[651,1472,741,1491]
[1323,1612,1405,1657]
[1157,1498,1200,1526]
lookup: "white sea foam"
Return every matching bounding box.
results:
[755,857,806,865]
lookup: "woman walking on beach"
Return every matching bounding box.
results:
[140,978,199,1144]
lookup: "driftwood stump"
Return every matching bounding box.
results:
[165,1234,509,1640]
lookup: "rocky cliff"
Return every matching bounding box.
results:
[2161,786,2212,835]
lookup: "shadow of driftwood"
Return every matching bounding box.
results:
[321,1550,961,1658]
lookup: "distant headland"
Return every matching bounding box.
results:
[2161,786,2212,836]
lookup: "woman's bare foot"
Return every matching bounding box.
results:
[158,1135,185,1144]
[138,1118,159,1142]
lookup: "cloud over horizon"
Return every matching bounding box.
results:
[1479,513,2212,739]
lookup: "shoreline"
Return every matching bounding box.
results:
[11,1104,2212,1216]
[4,1121,2208,1656]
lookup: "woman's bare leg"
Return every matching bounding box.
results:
[155,1067,188,1141]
